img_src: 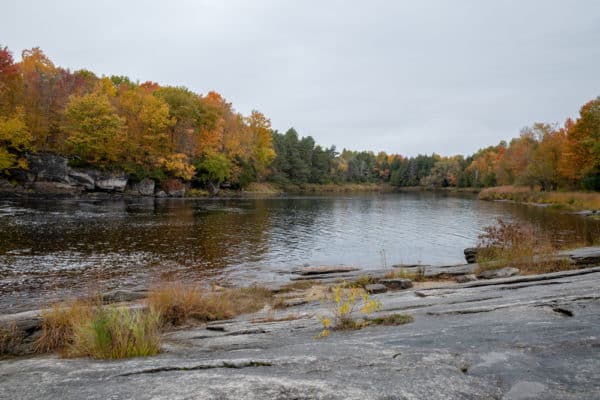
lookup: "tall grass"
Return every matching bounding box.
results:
[147,283,273,326]
[36,300,160,359]
[479,186,600,210]
[70,307,160,359]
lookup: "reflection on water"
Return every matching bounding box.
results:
[0,192,598,312]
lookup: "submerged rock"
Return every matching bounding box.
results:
[477,267,519,279]
[291,266,360,276]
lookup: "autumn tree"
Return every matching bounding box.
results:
[0,108,32,173]
[63,92,125,167]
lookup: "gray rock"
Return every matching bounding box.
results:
[559,246,600,266]
[155,190,167,198]
[464,247,478,264]
[26,153,70,183]
[456,274,477,283]
[167,187,185,197]
[2,267,600,399]
[291,266,360,276]
[32,181,82,195]
[130,178,155,196]
[95,174,128,192]
[477,267,519,279]
[364,283,388,294]
[379,278,413,290]
[68,170,95,190]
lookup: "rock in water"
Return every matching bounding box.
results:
[130,178,155,196]
[464,247,478,264]
[477,267,519,279]
[379,278,413,290]
[364,283,388,294]
[291,266,359,276]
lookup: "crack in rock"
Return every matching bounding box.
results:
[116,360,273,377]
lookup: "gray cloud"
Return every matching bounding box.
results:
[3,0,600,155]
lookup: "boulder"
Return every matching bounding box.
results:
[130,178,155,196]
[456,274,477,283]
[95,173,128,192]
[155,190,168,198]
[379,278,413,290]
[26,153,70,183]
[464,247,478,264]
[364,283,388,294]
[477,267,519,280]
[67,170,95,190]
[167,187,186,197]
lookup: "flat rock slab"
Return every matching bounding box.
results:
[379,278,413,290]
[559,246,600,266]
[291,266,360,276]
[364,283,388,294]
[456,274,477,283]
[477,267,520,279]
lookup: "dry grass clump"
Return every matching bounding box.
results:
[36,300,161,359]
[36,300,93,354]
[0,323,24,357]
[479,186,600,211]
[277,280,315,293]
[147,283,273,326]
[476,218,572,274]
[384,267,426,281]
[70,306,160,359]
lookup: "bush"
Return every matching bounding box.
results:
[316,285,381,338]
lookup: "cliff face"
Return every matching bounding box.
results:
[1,153,182,197]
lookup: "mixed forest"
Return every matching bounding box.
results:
[1,46,599,191]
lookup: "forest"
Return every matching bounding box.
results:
[1,46,599,191]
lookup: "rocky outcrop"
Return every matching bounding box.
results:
[129,178,155,196]
[364,283,388,294]
[26,153,70,183]
[3,153,168,196]
[291,266,360,276]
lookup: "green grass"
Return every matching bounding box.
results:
[366,313,413,326]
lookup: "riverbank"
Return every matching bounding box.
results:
[479,186,600,213]
[2,262,599,399]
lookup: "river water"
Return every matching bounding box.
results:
[1,192,598,313]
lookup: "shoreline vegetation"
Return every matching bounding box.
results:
[1,46,599,201]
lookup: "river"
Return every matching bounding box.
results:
[1,192,598,313]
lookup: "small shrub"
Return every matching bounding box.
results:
[476,218,571,274]
[316,285,382,338]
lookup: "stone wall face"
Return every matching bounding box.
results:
[0,153,186,197]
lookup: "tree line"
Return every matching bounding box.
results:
[1,46,599,191]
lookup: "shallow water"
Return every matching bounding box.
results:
[1,192,598,312]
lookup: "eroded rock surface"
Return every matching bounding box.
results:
[1,268,599,399]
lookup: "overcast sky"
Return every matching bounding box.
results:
[3,0,600,156]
